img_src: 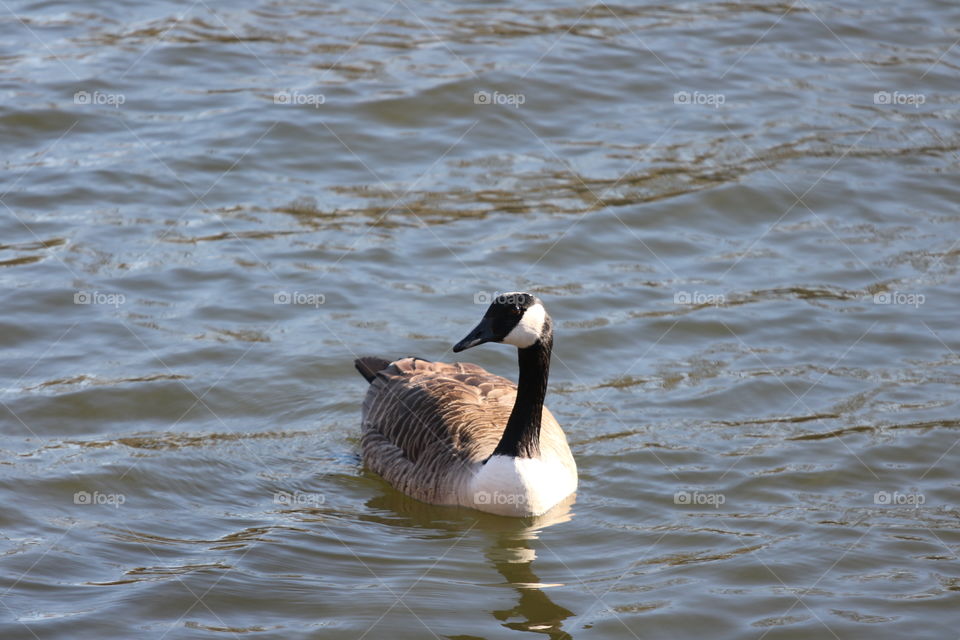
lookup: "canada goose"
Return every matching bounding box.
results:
[354,292,577,517]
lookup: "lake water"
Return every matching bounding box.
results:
[2,1,959,638]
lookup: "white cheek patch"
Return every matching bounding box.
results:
[503,303,546,348]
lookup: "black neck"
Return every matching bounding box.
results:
[492,326,552,459]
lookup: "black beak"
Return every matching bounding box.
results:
[453,316,497,352]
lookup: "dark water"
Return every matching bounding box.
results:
[2,1,959,638]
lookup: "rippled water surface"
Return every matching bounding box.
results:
[2,0,960,638]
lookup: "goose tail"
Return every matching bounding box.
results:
[354,356,392,383]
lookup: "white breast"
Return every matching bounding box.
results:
[464,454,577,516]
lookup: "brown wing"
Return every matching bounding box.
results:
[359,357,519,505]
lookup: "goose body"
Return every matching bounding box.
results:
[355,293,577,516]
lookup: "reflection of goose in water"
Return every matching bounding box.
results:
[363,488,576,639]
[355,292,577,517]
[486,526,575,639]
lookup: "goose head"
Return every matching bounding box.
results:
[453,292,551,352]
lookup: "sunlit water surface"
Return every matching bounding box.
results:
[1,0,959,638]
